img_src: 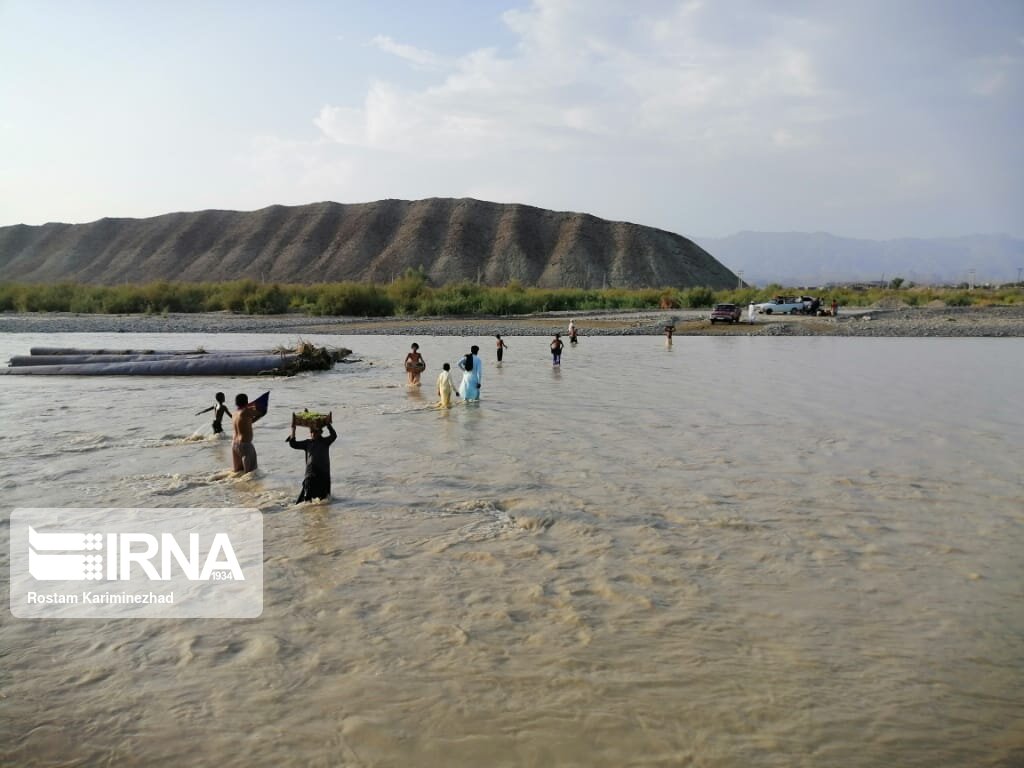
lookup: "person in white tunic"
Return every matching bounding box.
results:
[458,345,483,400]
[748,303,757,323]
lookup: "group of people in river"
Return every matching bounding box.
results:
[197,389,336,505]
[407,343,485,406]
[196,318,583,506]
[197,392,263,472]
[403,319,582,405]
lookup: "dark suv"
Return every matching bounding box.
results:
[709,303,742,323]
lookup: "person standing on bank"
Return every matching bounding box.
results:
[287,417,337,503]
[495,335,509,363]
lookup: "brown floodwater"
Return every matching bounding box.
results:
[1,332,1022,767]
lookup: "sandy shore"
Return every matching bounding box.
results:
[1,305,1022,337]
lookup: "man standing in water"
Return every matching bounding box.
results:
[458,346,483,400]
[405,342,426,386]
[232,393,263,473]
[287,418,337,503]
[470,345,483,392]
[551,333,565,365]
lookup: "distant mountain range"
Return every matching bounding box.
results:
[694,232,1024,287]
[0,198,737,289]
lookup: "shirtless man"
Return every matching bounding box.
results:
[551,333,565,365]
[405,343,426,386]
[232,393,263,472]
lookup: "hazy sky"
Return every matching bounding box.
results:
[1,0,1021,238]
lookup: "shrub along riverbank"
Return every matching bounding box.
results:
[0,277,1021,317]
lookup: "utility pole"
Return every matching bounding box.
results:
[1017,266,1022,284]
[968,269,976,290]
[736,270,744,289]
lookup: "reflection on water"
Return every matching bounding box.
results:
[2,332,1023,767]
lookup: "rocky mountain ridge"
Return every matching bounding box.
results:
[0,198,737,289]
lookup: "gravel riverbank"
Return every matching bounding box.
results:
[1,305,1022,337]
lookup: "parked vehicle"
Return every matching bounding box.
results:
[800,296,822,315]
[755,296,808,315]
[709,303,742,323]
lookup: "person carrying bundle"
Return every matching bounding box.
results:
[287,412,337,503]
[405,343,426,386]
[232,392,267,473]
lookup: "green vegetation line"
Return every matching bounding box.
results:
[0,274,1020,316]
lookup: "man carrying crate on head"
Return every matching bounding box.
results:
[287,411,337,503]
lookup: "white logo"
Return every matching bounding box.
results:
[28,526,243,581]
[28,527,105,580]
[11,508,263,619]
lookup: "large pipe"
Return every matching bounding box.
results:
[1,354,297,376]
[10,354,190,366]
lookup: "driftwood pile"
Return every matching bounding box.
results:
[2,343,351,376]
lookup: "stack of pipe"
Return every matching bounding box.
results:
[2,346,350,376]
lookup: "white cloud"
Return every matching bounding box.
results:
[371,35,443,69]
[243,135,355,201]
[315,0,834,162]
[267,0,1022,238]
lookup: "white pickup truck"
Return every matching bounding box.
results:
[757,296,802,315]
[754,296,814,315]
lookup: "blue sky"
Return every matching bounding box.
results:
[1,0,1021,238]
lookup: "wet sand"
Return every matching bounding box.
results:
[1,305,1022,337]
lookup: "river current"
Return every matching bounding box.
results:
[1,332,1022,767]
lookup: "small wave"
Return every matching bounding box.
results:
[376,403,444,415]
[426,499,524,552]
[151,431,222,446]
[439,499,506,516]
[59,433,114,454]
[246,488,298,514]
[215,469,262,483]
[181,431,220,443]
[120,472,211,496]
[704,516,761,532]
[298,495,332,508]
